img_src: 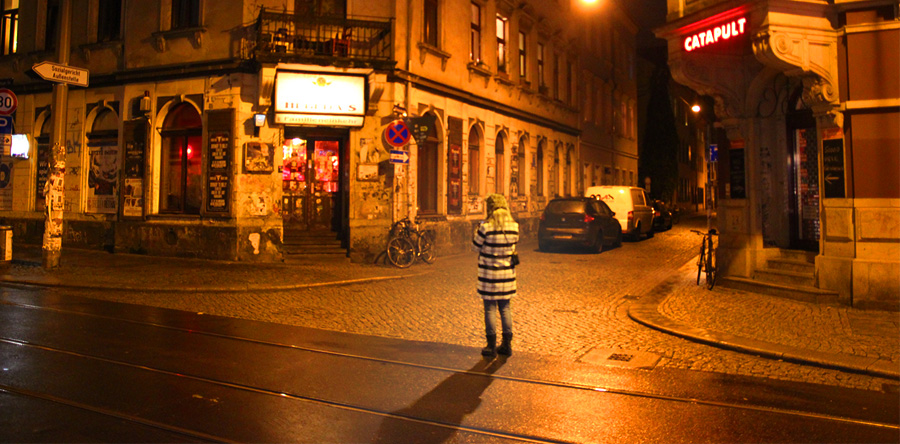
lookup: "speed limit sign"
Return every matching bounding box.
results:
[0,89,17,116]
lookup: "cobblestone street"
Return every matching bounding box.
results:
[51,216,898,393]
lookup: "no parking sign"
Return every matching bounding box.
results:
[384,120,411,148]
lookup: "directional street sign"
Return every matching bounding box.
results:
[390,150,409,164]
[32,61,89,87]
[0,88,17,115]
[384,120,411,148]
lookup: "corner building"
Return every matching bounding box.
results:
[658,0,899,309]
[0,1,637,263]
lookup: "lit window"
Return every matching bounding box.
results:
[496,14,507,73]
[1,0,17,55]
[518,31,527,79]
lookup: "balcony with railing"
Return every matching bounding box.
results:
[255,9,394,69]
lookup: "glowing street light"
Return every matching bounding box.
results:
[691,104,702,113]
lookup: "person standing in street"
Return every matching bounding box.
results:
[472,194,519,357]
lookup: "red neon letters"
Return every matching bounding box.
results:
[684,17,747,52]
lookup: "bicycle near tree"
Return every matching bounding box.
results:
[691,228,718,289]
[386,217,436,268]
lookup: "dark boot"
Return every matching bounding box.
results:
[481,335,497,357]
[497,333,513,356]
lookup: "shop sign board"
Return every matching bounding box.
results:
[822,129,846,198]
[684,17,747,52]
[274,71,365,127]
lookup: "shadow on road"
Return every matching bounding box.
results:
[373,357,506,443]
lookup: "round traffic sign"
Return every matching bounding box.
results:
[384,120,411,148]
[0,88,17,116]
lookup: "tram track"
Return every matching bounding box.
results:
[2,294,897,436]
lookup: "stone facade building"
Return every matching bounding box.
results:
[657,0,899,309]
[0,0,637,264]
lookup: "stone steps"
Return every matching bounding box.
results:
[282,230,347,261]
[720,248,839,305]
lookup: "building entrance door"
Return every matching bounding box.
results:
[281,137,341,231]
[787,111,820,252]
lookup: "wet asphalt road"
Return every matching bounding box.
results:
[0,289,898,442]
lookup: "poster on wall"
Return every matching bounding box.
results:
[121,119,148,219]
[447,117,463,214]
[0,162,12,211]
[35,144,49,211]
[87,144,119,213]
[822,129,845,198]
[243,142,273,173]
[206,109,233,214]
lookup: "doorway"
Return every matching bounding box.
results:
[786,109,820,252]
[281,135,343,232]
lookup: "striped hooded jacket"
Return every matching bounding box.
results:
[473,198,519,300]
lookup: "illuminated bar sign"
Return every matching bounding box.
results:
[275,72,365,127]
[684,17,747,52]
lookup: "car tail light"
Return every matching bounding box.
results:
[540,213,546,221]
[655,210,661,217]
[627,210,634,221]
[584,214,595,223]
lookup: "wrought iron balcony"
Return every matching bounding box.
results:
[255,9,394,69]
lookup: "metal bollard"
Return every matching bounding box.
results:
[0,226,10,262]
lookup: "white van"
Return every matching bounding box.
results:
[584,186,654,240]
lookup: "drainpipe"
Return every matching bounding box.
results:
[405,0,414,221]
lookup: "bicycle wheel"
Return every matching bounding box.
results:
[417,231,436,264]
[387,237,415,268]
[706,239,717,290]
[696,241,706,285]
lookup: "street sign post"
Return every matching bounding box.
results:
[0,88,17,115]
[32,61,89,88]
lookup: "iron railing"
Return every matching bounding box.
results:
[255,9,394,68]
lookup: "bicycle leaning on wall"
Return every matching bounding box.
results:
[386,217,436,268]
[691,228,718,290]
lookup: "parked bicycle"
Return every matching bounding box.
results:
[692,228,718,289]
[387,217,436,268]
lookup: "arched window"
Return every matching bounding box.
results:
[564,145,572,196]
[551,144,560,197]
[86,109,119,213]
[417,113,440,214]
[468,125,481,195]
[494,132,505,195]
[536,141,544,197]
[35,116,52,211]
[160,103,202,214]
[515,136,526,198]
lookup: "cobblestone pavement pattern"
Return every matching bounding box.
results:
[3,217,897,393]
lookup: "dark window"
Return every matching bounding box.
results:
[495,133,504,194]
[515,138,526,197]
[536,143,544,196]
[468,125,481,194]
[160,104,202,214]
[295,0,346,17]
[45,0,59,51]
[1,0,17,55]
[423,0,438,47]
[171,0,200,29]
[97,0,121,42]
[537,43,544,87]
[417,113,440,214]
[470,2,481,62]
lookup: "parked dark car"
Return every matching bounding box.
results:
[651,200,674,231]
[538,197,622,252]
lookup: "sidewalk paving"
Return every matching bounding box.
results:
[2,244,897,380]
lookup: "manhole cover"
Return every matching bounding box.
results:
[580,347,660,369]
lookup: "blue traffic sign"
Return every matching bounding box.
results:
[390,150,409,164]
[709,143,718,162]
[384,120,411,148]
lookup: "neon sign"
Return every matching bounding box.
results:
[684,17,747,52]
